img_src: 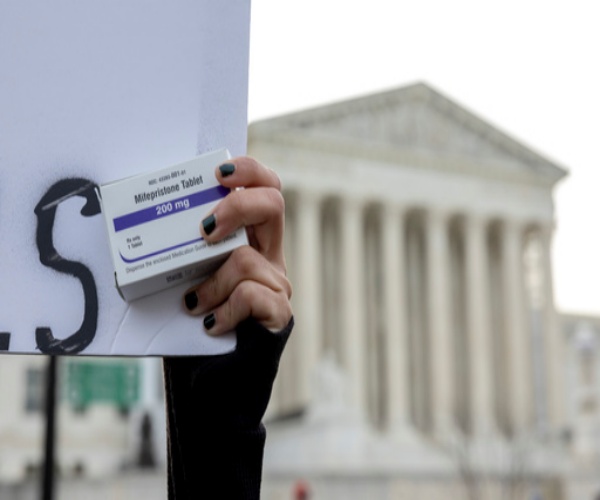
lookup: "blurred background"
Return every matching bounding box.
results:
[2,1,600,499]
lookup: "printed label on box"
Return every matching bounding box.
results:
[100,149,247,301]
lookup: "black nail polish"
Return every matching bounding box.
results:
[202,214,216,235]
[219,163,235,178]
[203,313,216,330]
[184,292,198,311]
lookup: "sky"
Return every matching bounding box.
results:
[248,0,600,316]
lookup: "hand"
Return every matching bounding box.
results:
[182,157,293,335]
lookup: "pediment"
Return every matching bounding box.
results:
[249,82,567,185]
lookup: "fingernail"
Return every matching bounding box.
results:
[203,313,216,331]
[184,292,198,311]
[219,163,235,178]
[202,214,216,235]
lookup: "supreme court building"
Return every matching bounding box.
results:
[2,83,600,499]
[248,83,586,499]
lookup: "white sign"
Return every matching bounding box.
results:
[0,1,250,356]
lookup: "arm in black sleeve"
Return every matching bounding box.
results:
[163,316,293,500]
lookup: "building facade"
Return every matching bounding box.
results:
[249,83,574,499]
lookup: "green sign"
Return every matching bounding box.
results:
[65,360,140,409]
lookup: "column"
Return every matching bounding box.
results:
[339,197,367,418]
[540,224,566,433]
[465,215,496,437]
[426,210,456,441]
[381,205,414,438]
[269,193,298,415]
[294,190,322,406]
[406,214,428,432]
[502,219,532,437]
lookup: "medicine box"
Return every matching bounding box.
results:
[99,149,247,301]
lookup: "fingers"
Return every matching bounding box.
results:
[215,156,281,190]
[200,187,285,266]
[201,156,285,264]
[185,156,292,335]
[184,246,292,335]
[185,246,291,314]
[200,281,292,336]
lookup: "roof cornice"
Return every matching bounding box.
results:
[249,82,568,186]
[249,130,564,188]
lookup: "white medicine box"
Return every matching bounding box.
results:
[99,149,247,301]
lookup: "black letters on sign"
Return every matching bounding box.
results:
[0,332,10,351]
[34,178,101,354]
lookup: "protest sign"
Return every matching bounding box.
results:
[0,1,250,355]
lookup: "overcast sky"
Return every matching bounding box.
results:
[248,0,600,316]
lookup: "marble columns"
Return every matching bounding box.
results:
[284,188,558,444]
[465,215,497,437]
[502,220,532,435]
[540,225,566,433]
[381,205,415,438]
[294,190,322,406]
[339,197,368,417]
[426,210,456,441]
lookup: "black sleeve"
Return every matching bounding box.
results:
[162,316,293,500]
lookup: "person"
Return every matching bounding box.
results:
[163,156,294,499]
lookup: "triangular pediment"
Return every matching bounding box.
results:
[249,82,567,185]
